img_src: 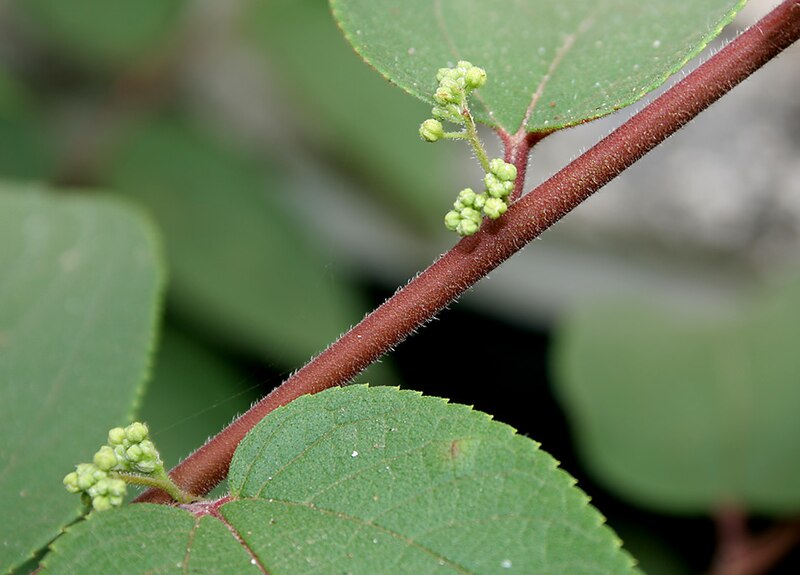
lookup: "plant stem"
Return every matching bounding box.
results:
[501,131,550,202]
[710,506,800,575]
[463,108,490,172]
[136,0,800,505]
[115,469,195,504]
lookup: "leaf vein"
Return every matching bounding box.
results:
[517,16,594,136]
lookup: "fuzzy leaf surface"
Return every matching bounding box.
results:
[40,505,262,574]
[226,385,639,573]
[331,0,744,134]
[553,280,800,513]
[0,186,164,573]
[42,386,640,574]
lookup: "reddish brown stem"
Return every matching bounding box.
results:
[137,0,800,504]
[501,130,551,202]
[711,506,752,574]
[710,507,800,575]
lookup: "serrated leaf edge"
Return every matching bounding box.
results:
[329,0,746,135]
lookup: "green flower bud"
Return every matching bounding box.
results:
[87,477,107,498]
[460,206,481,222]
[489,158,517,181]
[465,66,487,90]
[456,219,480,236]
[435,78,466,105]
[445,201,488,236]
[444,210,462,231]
[111,445,130,469]
[439,77,460,91]
[108,427,126,446]
[472,193,486,210]
[136,460,158,474]
[456,60,474,72]
[126,444,143,461]
[139,439,157,456]
[459,208,482,229]
[483,197,508,219]
[85,473,128,510]
[124,440,162,473]
[76,463,105,491]
[432,104,464,124]
[419,118,445,142]
[125,422,148,443]
[92,495,112,512]
[484,173,503,197]
[93,445,118,471]
[107,478,127,498]
[63,472,81,494]
[454,188,477,209]
[433,86,454,105]
[484,173,513,198]
[137,452,159,470]
[89,477,126,502]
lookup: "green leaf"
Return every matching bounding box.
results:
[331,0,744,134]
[0,185,164,573]
[226,385,638,573]
[107,118,366,366]
[42,386,640,574]
[11,0,185,69]
[243,0,458,231]
[553,279,800,514]
[40,504,262,574]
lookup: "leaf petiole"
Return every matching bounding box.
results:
[113,470,196,504]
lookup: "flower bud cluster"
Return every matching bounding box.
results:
[63,422,163,511]
[444,159,517,236]
[107,422,161,474]
[419,61,487,141]
[63,463,127,511]
[416,62,517,234]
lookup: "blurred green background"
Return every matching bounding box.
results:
[1,0,799,572]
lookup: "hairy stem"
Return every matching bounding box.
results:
[116,469,195,504]
[463,107,491,172]
[501,130,550,202]
[137,0,800,504]
[442,131,469,141]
